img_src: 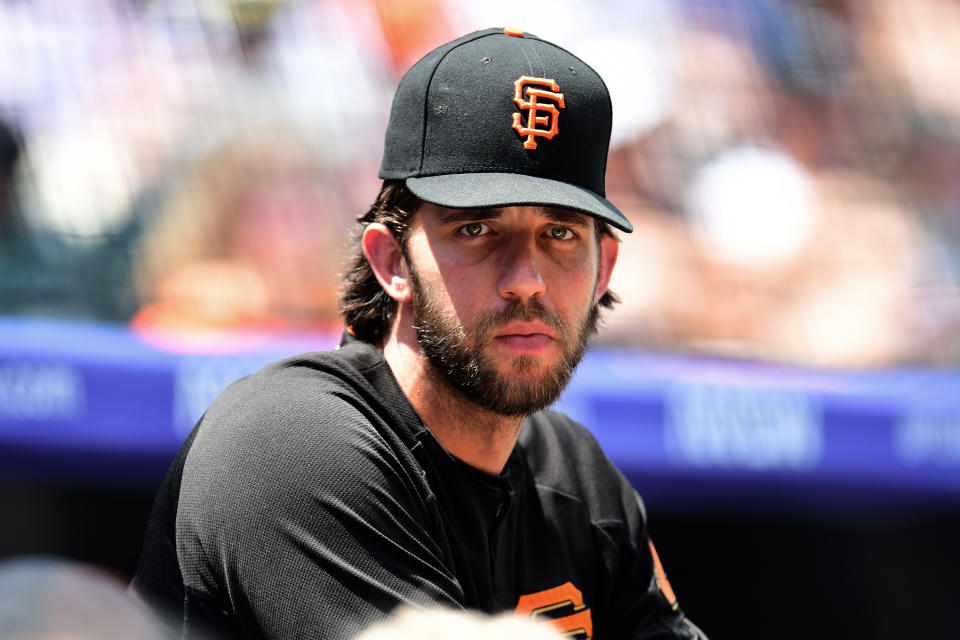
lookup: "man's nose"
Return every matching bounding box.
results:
[498,241,546,302]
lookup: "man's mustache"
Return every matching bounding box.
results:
[475,300,567,339]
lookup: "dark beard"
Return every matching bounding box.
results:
[409,269,599,417]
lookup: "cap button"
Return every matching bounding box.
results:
[504,27,524,37]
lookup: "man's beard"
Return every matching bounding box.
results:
[409,268,599,417]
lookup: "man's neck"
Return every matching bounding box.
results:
[381,323,524,476]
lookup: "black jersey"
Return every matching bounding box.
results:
[132,337,704,640]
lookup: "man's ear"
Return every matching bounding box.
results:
[362,223,412,303]
[593,233,620,305]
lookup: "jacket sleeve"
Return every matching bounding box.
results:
[603,488,708,640]
[174,384,463,640]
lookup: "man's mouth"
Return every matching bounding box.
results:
[492,322,558,355]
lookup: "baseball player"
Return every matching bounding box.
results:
[132,28,707,640]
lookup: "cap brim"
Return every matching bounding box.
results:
[405,173,633,233]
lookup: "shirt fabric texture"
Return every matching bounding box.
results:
[132,336,704,640]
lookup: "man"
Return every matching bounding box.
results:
[132,28,706,640]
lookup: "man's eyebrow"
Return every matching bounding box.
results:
[437,208,503,224]
[435,207,590,227]
[538,208,592,227]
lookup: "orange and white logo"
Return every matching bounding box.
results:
[512,76,565,150]
[515,581,592,638]
[649,540,679,610]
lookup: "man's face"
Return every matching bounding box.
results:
[402,203,612,417]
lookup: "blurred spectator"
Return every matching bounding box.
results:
[131,129,350,335]
[604,159,951,366]
[858,0,960,133]
[1,0,959,366]
[594,1,960,367]
[371,0,457,74]
[0,555,168,640]
[0,117,22,243]
[760,169,926,366]
[0,119,100,319]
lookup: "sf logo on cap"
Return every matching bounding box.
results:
[512,76,565,150]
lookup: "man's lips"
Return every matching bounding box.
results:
[493,322,559,341]
[492,322,558,354]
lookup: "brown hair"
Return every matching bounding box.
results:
[339,181,620,342]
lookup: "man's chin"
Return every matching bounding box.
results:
[424,351,572,418]
[482,359,574,411]
[488,338,563,369]
[483,377,568,417]
[499,355,554,377]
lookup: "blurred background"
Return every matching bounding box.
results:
[1,0,959,638]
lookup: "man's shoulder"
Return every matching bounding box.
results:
[176,342,431,551]
[204,340,386,432]
[166,344,453,633]
[235,338,381,390]
[182,340,417,505]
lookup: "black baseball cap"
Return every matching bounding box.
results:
[379,27,632,233]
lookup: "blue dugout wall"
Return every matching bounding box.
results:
[3,317,959,511]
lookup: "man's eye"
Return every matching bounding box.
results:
[549,226,572,240]
[460,222,489,237]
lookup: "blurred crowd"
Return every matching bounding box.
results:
[1,0,959,367]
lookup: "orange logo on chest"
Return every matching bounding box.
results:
[512,76,565,150]
[515,581,592,638]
